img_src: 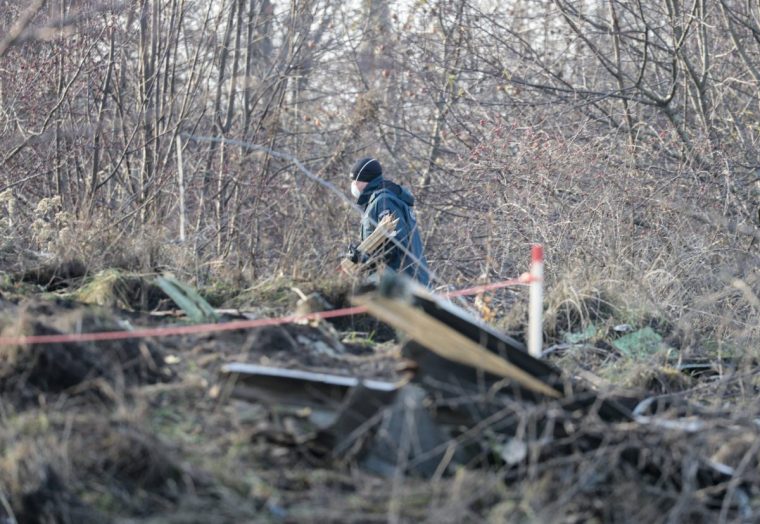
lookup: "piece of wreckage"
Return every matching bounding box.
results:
[220,270,739,501]
[339,213,399,277]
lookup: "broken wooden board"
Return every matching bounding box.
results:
[355,214,400,257]
[351,270,736,494]
[352,270,635,422]
[341,214,399,275]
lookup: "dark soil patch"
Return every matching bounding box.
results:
[18,467,103,524]
[327,313,398,343]
[15,259,88,291]
[4,417,197,523]
[71,421,189,505]
[0,301,172,407]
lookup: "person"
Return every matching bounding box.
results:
[347,156,430,286]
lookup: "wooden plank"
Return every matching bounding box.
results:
[353,271,634,421]
[352,295,561,398]
[341,215,399,275]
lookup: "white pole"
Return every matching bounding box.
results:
[176,134,186,242]
[528,244,544,358]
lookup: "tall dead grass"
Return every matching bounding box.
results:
[424,117,759,356]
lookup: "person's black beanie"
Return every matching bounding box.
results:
[350,157,382,182]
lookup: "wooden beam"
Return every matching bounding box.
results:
[352,295,561,398]
[341,214,399,275]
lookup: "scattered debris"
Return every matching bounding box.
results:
[612,326,664,356]
[242,323,349,362]
[222,363,401,454]
[155,274,219,322]
[221,270,740,510]
[676,359,727,378]
[0,269,755,522]
[221,363,400,410]
[563,324,597,344]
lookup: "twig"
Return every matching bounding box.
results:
[667,203,760,242]
[0,487,17,524]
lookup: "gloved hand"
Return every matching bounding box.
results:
[346,243,369,265]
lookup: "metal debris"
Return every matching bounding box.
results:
[220,363,401,455]
[220,270,736,495]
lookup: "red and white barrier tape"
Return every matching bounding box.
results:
[443,273,535,298]
[0,277,534,347]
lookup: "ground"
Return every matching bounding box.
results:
[0,268,758,523]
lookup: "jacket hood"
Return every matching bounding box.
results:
[357,177,415,207]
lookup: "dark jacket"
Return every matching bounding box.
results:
[357,177,430,286]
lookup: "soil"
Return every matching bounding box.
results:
[0,300,171,407]
[0,289,409,523]
[15,259,88,291]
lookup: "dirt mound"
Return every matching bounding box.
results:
[15,259,88,291]
[2,416,195,523]
[0,301,172,406]
[69,420,189,508]
[16,467,102,524]
[75,269,171,311]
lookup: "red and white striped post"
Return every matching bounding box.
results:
[528,244,544,358]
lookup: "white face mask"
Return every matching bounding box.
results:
[351,181,362,198]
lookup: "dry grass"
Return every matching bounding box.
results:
[2,2,759,520]
[0,273,759,522]
[74,269,168,311]
[0,129,756,523]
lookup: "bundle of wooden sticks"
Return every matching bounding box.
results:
[340,214,399,275]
